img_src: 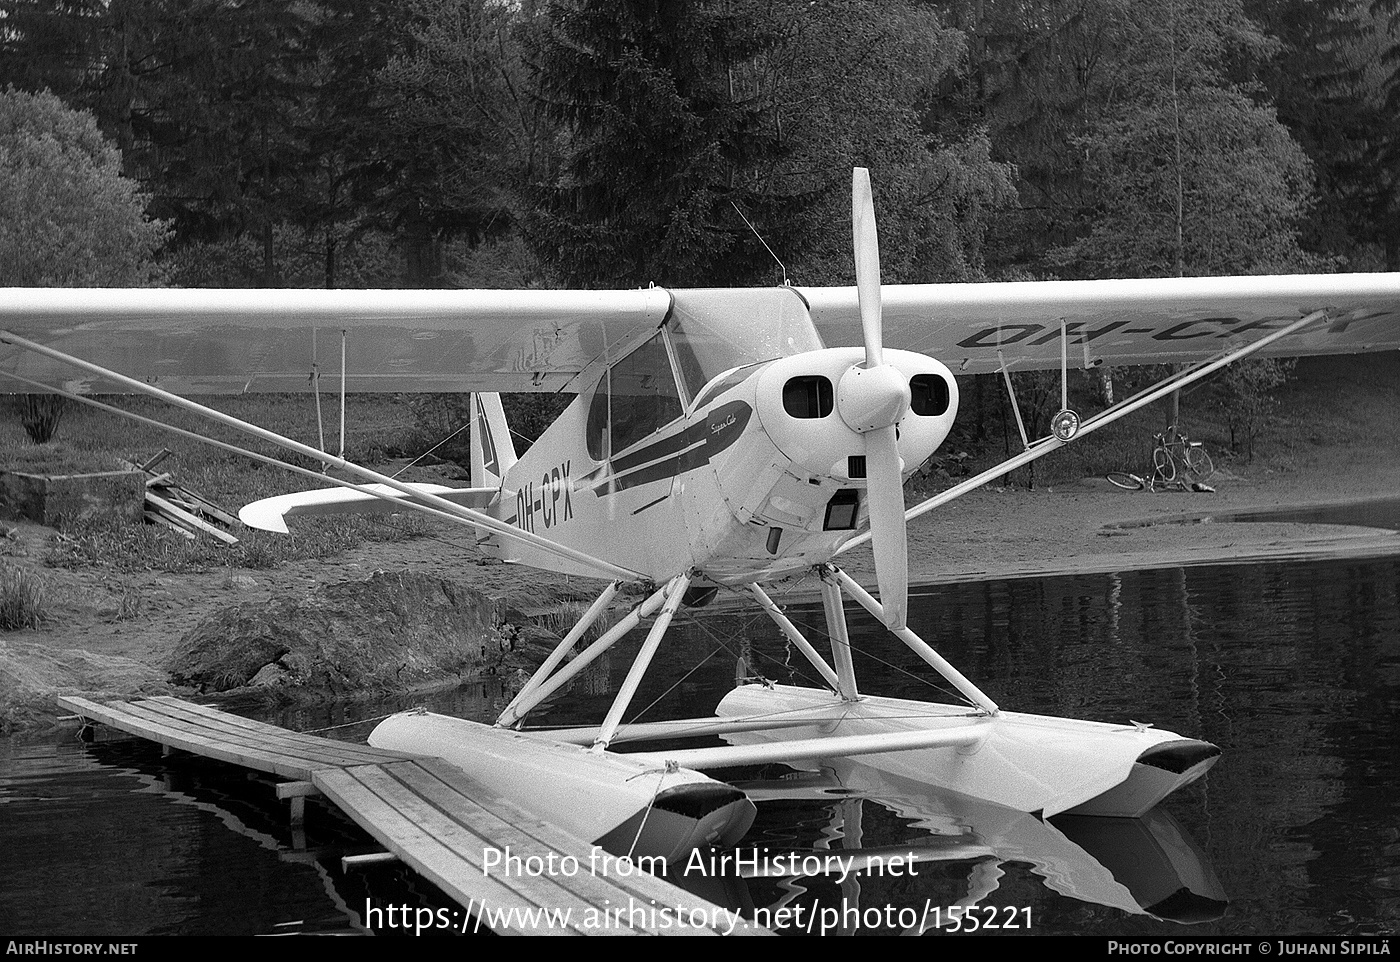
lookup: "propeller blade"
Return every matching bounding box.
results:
[864,424,908,630]
[852,167,883,368]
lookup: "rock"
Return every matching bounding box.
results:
[169,570,505,701]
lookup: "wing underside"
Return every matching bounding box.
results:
[0,288,672,395]
[2,274,1398,398]
[803,273,1400,373]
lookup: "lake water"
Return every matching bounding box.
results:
[2,551,1397,936]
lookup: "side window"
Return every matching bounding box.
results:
[605,332,684,455]
[585,373,609,461]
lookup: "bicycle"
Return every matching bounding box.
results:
[1156,426,1215,483]
[1107,427,1215,491]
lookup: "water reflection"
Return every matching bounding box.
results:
[1131,494,1400,532]
[0,737,371,935]
[721,765,1228,929]
[2,554,1397,935]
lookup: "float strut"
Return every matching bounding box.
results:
[500,580,621,720]
[496,580,671,729]
[830,566,999,714]
[748,583,844,693]
[592,573,691,751]
[819,569,861,701]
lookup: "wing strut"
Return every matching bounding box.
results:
[837,307,1330,555]
[997,349,1031,450]
[0,330,646,582]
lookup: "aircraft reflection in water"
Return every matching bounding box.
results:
[660,762,1226,934]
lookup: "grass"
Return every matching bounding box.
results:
[41,513,432,573]
[0,393,445,573]
[532,599,626,645]
[0,563,47,629]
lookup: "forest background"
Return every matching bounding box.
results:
[2,0,1399,456]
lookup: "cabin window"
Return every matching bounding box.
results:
[667,288,823,399]
[585,378,610,461]
[690,363,762,410]
[606,330,684,455]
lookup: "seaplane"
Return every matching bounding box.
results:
[4,169,1400,866]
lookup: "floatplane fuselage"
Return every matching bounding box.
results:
[490,287,958,586]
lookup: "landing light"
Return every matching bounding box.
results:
[1051,409,1081,441]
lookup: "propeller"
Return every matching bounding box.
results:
[840,168,911,630]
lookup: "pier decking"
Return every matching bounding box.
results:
[58,695,763,936]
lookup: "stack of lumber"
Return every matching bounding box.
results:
[119,450,240,544]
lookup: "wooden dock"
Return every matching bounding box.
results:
[58,695,764,936]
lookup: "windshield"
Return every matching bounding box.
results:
[666,288,822,400]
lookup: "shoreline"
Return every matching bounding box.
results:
[3,434,1400,735]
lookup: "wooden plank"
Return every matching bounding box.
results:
[139,698,409,767]
[165,485,239,526]
[102,700,323,778]
[146,491,239,544]
[143,509,196,539]
[82,696,405,772]
[136,449,172,472]
[127,699,383,768]
[159,491,203,512]
[60,697,323,780]
[275,780,319,800]
[314,763,586,936]
[388,763,636,904]
[69,698,329,779]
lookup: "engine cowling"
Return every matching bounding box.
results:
[753,347,959,484]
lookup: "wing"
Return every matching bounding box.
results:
[7,274,1398,396]
[0,287,672,394]
[800,273,1400,372]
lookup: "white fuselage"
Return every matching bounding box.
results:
[490,290,959,588]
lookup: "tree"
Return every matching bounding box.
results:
[523,0,1014,288]
[378,0,553,286]
[1205,356,1295,457]
[522,0,800,287]
[0,87,167,287]
[1048,0,1322,278]
[1244,0,1383,264]
[1052,86,1320,277]
[0,87,167,442]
